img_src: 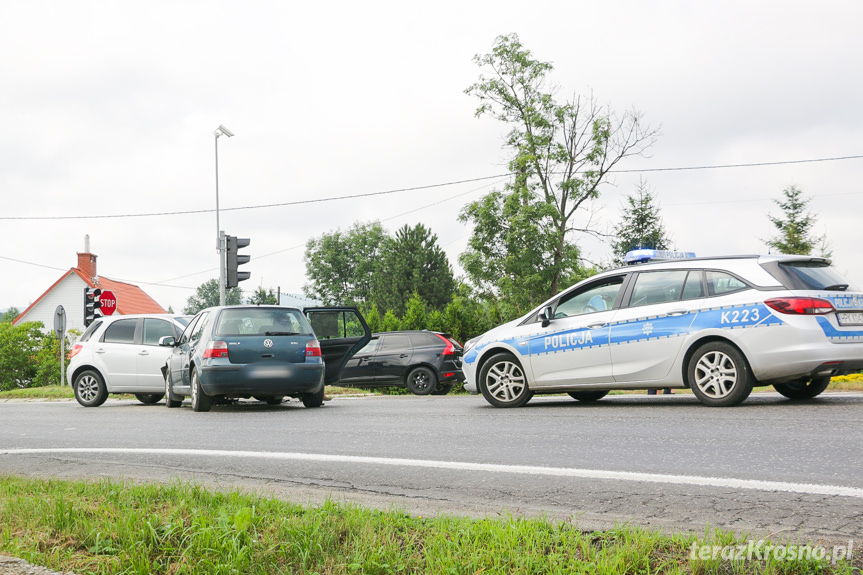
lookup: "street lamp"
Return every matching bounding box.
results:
[214,125,234,306]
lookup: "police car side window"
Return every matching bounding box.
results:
[706,271,748,296]
[681,271,705,300]
[553,277,624,318]
[629,270,688,307]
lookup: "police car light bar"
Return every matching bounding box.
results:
[624,249,696,265]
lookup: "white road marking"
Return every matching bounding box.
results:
[3,447,862,499]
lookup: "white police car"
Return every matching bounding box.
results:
[462,251,863,407]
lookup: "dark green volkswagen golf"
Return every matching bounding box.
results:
[160,305,370,412]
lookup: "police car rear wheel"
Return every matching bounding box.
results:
[567,390,609,402]
[479,353,533,408]
[773,376,831,400]
[688,342,753,407]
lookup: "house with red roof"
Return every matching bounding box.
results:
[14,238,166,334]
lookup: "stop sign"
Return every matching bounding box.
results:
[99,290,117,316]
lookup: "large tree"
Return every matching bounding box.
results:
[183,279,242,314]
[611,179,670,265]
[765,185,828,256]
[371,224,456,316]
[460,33,658,305]
[303,221,386,305]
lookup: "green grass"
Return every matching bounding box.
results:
[0,475,857,574]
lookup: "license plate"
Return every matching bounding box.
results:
[837,312,863,326]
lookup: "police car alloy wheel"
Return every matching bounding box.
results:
[687,342,753,407]
[773,376,831,400]
[480,353,534,408]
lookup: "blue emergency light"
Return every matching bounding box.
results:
[624,249,696,265]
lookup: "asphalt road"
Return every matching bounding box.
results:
[1,391,861,544]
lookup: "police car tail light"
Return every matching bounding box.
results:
[305,339,322,357]
[435,333,455,355]
[203,341,229,358]
[764,297,835,315]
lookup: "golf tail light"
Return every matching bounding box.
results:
[306,339,322,357]
[203,341,229,358]
[764,297,835,315]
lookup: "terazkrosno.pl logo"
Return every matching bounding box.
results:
[690,540,853,564]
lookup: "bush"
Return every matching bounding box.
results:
[0,322,72,391]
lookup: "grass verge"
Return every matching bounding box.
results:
[0,475,858,575]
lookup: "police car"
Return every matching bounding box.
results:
[462,250,863,407]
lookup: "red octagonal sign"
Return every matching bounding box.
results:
[99,290,117,316]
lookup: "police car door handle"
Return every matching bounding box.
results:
[587,322,608,329]
[665,310,688,317]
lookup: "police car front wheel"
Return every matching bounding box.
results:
[687,342,753,407]
[479,353,534,408]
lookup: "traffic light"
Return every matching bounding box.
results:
[225,235,251,288]
[84,287,102,327]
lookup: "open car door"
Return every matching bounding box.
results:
[304,307,372,384]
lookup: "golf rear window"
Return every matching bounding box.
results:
[216,308,313,336]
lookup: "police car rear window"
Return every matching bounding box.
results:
[774,262,854,291]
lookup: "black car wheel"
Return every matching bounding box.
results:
[687,342,753,407]
[301,387,325,408]
[406,367,437,395]
[190,368,212,412]
[165,372,182,408]
[773,376,831,400]
[74,370,109,407]
[479,353,534,408]
[134,393,164,405]
[567,390,609,402]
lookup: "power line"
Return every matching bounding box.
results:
[3,154,861,221]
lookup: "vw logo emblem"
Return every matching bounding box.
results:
[263,339,274,348]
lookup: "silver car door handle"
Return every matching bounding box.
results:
[587,322,608,329]
[665,310,689,317]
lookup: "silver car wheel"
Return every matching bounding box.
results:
[77,374,101,402]
[693,350,738,398]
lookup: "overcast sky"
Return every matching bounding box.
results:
[2,1,862,314]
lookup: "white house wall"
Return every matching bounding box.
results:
[16,274,88,335]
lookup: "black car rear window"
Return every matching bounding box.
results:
[764,261,855,291]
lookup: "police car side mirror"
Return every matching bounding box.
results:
[539,306,554,328]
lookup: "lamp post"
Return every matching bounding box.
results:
[214,124,234,306]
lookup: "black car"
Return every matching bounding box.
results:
[336,330,464,395]
[160,305,370,411]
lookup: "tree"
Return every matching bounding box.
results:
[183,279,242,314]
[765,185,829,256]
[611,179,670,265]
[371,224,456,316]
[1,307,20,324]
[460,33,658,305]
[304,221,387,305]
[248,287,278,306]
